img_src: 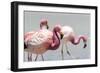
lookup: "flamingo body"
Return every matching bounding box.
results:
[24,29,53,54]
[24,19,52,61]
[24,19,61,61]
[61,26,74,42]
[60,25,88,59]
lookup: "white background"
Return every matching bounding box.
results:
[0,0,99,73]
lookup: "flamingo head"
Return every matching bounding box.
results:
[40,19,49,29]
[59,26,74,40]
[82,35,88,48]
[53,24,64,39]
[53,24,62,32]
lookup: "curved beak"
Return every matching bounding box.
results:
[60,32,64,39]
[47,25,49,29]
[83,42,87,48]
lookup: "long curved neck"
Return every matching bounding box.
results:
[50,29,60,50]
[71,35,87,48]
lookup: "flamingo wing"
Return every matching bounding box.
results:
[61,26,74,41]
[24,31,35,43]
[27,29,53,48]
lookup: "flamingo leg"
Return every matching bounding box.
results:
[28,52,32,61]
[65,44,78,59]
[41,54,44,61]
[35,54,38,61]
[61,43,64,60]
[65,44,71,56]
[30,53,32,61]
[28,52,29,61]
[24,51,26,61]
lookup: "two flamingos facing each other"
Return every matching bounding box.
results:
[24,19,62,61]
[45,24,88,60]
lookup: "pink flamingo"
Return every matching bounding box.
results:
[60,26,88,59]
[24,20,61,61]
[24,19,49,61]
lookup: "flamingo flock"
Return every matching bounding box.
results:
[24,19,88,61]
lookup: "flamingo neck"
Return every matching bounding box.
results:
[71,35,87,45]
[49,30,60,50]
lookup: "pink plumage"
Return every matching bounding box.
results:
[24,19,61,61]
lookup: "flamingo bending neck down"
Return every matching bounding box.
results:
[48,25,61,50]
[70,35,87,48]
[60,26,88,59]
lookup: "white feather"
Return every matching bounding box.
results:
[61,26,74,41]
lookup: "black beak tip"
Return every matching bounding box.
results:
[47,27,49,29]
[83,43,87,48]
[60,34,63,39]
[47,26,49,29]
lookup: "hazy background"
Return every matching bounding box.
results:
[24,11,90,61]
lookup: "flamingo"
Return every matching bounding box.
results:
[24,19,49,61]
[60,26,88,60]
[24,20,61,61]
